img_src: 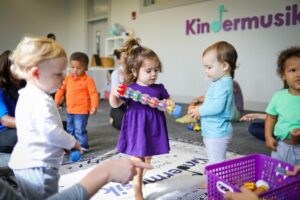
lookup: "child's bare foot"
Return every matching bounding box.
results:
[134,192,144,200]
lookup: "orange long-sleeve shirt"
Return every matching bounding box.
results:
[55,73,99,114]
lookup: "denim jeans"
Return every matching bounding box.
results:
[248,121,265,141]
[67,113,89,149]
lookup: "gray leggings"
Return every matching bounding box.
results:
[271,141,300,165]
[13,167,59,200]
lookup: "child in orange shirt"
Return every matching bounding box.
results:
[55,52,99,153]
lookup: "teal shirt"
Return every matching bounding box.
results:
[199,76,234,138]
[266,89,300,140]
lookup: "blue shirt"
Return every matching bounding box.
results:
[199,76,234,138]
[0,87,16,132]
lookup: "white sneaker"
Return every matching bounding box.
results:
[80,147,90,153]
[109,117,113,124]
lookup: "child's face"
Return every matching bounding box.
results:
[202,50,227,81]
[282,57,300,95]
[37,57,67,94]
[70,60,86,77]
[136,58,159,86]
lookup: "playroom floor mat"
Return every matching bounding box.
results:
[59,140,242,200]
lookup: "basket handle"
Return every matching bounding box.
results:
[216,181,234,194]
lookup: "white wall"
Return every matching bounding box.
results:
[0,0,70,54]
[0,0,88,64]
[110,0,300,111]
[67,0,88,55]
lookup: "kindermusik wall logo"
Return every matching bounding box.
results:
[186,3,300,35]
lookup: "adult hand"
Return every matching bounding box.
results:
[225,186,259,200]
[106,159,153,184]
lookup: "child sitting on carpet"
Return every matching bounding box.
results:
[109,38,173,200]
[8,36,81,200]
[176,79,243,123]
[189,41,237,164]
[109,48,127,130]
[265,46,300,165]
[55,52,99,153]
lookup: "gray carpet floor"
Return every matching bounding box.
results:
[0,100,270,176]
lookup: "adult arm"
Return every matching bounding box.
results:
[79,159,153,198]
[47,184,88,200]
[48,159,153,200]
[0,115,16,128]
[0,89,16,128]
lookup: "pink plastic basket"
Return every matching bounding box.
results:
[205,154,300,200]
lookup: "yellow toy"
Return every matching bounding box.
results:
[243,182,256,190]
[187,122,201,132]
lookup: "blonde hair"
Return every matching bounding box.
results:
[122,38,162,85]
[10,36,66,79]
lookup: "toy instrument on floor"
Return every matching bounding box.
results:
[118,84,182,118]
[187,122,201,132]
[69,150,81,162]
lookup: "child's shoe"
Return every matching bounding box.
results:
[80,147,90,154]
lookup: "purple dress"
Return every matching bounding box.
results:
[117,83,170,157]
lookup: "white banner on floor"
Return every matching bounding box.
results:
[59,140,241,200]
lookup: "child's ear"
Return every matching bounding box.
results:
[131,68,137,77]
[30,66,40,79]
[222,62,229,72]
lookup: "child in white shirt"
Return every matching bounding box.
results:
[9,36,81,200]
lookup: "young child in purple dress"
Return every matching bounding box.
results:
[109,38,174,200]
